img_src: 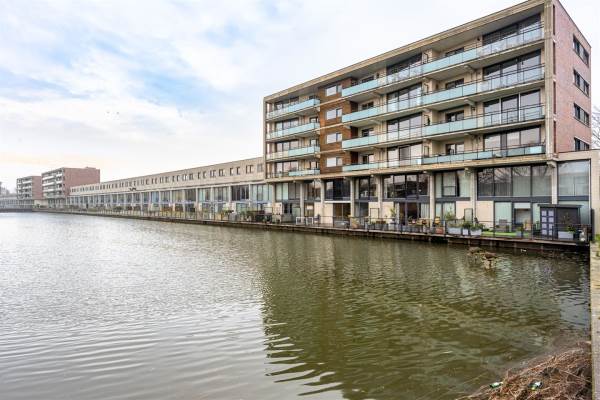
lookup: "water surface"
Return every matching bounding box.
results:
[0,213,589,399]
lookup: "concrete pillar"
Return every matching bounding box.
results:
[377,175,383,215]
[171,190,176,212]
[428,172,436,225]
[469,168,477,220]
[318,179,325,219]
[299,181,305,218]
[349,178,355,217]
[549,161,558,205]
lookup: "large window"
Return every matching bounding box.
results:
[478,165,551,198]
[275,182,301,201]
[231,185,249,201]
[387,84,421,103]
[387,113,422,133]
[357,177,377,199]
[325,83,342,97]
[384,173,428,199]
[435,171,468,198]
[483,50,540,80]
[484,126,541,149]
[274,118,299,131]
[275,161,299,173]
[558,161,590,197]
[482,14,540,45]
[325,179,350,201]
[326,157,343,167]
[306,181,321,201]
[386,54,421,75]
[274,140,299,152]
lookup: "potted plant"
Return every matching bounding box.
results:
[470,222,483,236]
[461,220,472,236]
[444,212,461,235]
[557,215,575,240]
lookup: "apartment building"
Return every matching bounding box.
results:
[68,158,270,213]
[263,0,595,229]
[42,167,100,208]
[16,176,42,207]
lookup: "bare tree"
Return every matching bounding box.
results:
[592,106,600,149]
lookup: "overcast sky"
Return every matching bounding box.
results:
[0,0,598,191]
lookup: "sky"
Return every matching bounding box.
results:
[0,0,598,191]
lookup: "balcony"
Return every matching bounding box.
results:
[342,104,545,150]
[422,143,545,164]
[266,146,320,161]
[266,99,320,121]
[266,122,319,141]
[341,25,543,99]
[341,143,545,173]
[267,169,320,179]
[341,65,544,125]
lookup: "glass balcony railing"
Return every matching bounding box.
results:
[342,65,544,124]
[266,146,320,161]
[422,104,544,137]
[266,122,319,140]
[342,143,545,172]
[341,25,543,98]
[267,169,320,178]
[266,99,320,120]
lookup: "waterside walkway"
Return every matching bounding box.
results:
[15,209,590,254]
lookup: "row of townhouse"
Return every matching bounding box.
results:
[67,158,270,214]
[262,0,598,230]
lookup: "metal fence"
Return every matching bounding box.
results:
[43,207,592,244]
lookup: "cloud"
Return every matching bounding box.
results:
[0,0,597,191]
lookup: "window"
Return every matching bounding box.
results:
[484,126,541,149]
[218,169,224,177]
[445,142,464,155]
[573,104,590,125]
[274,118,300,131]
[559,161,590,196]
[573,37,589,65]
[236,167,241,175]
[483,50,540,80]
[445,110,464,122]
[574,138,590,151]
[257,163,264,172]
[326,108,343,120]
[246,165,254,173]
[357,177,377,199]
[231,185,249,201]
[325,84,342,96]
[494,167,511,196]
[229,167,234,175]
[441,172,457,197]
[477,168,494,197]
[573,70,590,95]
[387,113,422,133]
[325,179,350,200]
[532,165,552,196]
[360,154,375,164]
[361,128,374,137]
[326,157,343,167]
[361,102,374,110]
[445,47,464,57]
[326,132,342,144]
[444,79,464,90]
[387,84,421,103]
[482,14,540,45]
[512,166,531,197]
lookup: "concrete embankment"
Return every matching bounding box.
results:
[27,209,588,255]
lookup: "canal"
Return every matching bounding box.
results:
[0,212,589,399]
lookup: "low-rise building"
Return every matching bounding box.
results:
[68,158,269,214]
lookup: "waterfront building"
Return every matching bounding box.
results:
[41,167,101,208]
[0,194,19,209]
[16,176,42,208]
[263,0,597,230]
[68,158,270,214]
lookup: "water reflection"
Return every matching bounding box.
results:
[0,213,588,400]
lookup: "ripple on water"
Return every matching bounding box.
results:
[0,212,589,400]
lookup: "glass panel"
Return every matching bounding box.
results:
[478,169,494,197]
[520,127,540,145]
[494,202,512,228]
[512,166,531,197]
[485,134,501,149]
[457,170,470,198]
[494,167,511,196]
[558,161,590,196]
[532,165,552,196]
